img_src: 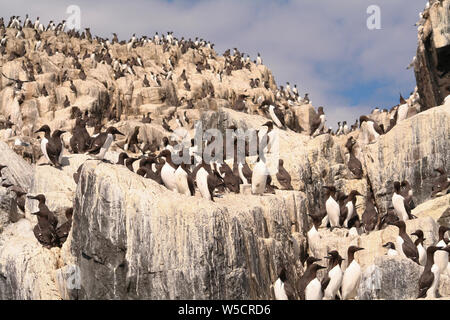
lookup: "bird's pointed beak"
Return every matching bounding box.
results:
[317,265,326,270]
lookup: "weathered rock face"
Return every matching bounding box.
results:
[358,256,423,300]
[364,105,450,213]
[358,256,450,300]
[0,141,33,191]
[0,219,62,300]
[67,161,308,299]
[415,0,450,110]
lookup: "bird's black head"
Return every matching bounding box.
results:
[34,125,50,134]
[106,127,124,136]
[27,194,46,203]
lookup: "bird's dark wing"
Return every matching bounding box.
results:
[274,107,286,127]
[284,281,296,300]
[403,198,412,217]
[87,133,107,155]
[276,168,292,190]
[46,138,62,166]
[242,163,253,182]
[418,272,434,298]
[373,121,384,135]
[339,205,348,226]
[321,275,330,292]
[403,239,419,262]
[187,174,195,196]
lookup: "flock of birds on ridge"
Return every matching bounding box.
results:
[0,12,448,300]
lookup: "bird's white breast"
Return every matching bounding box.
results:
[324,265,343,299]
[251,161,268,195]
[161,162,177,192]
[196,167,211,200]
[305,278,323,300]
[175,166,190,196]
[274,279,288,300]
[40,137,50,162]
[326,196,340,227]
[342,260,361,300]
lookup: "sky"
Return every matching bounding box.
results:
[1,0,426,127]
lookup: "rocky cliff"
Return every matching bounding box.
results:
[0,7,449,300]
[415,0,450,109]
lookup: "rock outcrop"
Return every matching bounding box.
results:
[415,0,450,110]
[0,7,449,300]
[65,161,308,299]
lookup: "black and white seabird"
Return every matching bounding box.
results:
[341,246,364,300]
[431,167,450,197]
[86,126,124,160]
[434,226,449,275]
[28,194,59,247]
[193,160,224,201]
[35,125,66,167]
[389,220,419,264]
[345,136,363,179]
[251,156,268,195]
[383,242,399,256]
[322,250,344,300]
[298,263,326,300]
[339,190,362,228]
[392,181,412,222]
[273,267,295,300]
[411,229,427,266]
[418,246,446,299]
[56,208,73,245]
[323,186,340,229]
[361,190,379,233]
[157,149,178,192]
[174,162,195,196]
[307,212,324,255]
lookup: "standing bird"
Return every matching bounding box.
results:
[273,267,295,300]
[431,167,450,197]
[389,220,419,264]
[341,246,364,300]
[157,149,178,192]
[418,246,446,299]
[345,136,363,179]
[298,263,326,300]
[174,162,195,196]
[56,208,73,245]
[323,186,340,229]
[339,190,362,228]
[70,117,90,153]
[383,242,399,256]
[362,190,379,233]
[86,127,124,160]
[307,212,324,255]
[400,180,415,210]
[276,159,293,190]
[434,226,449,275]
[35,125,65,168]
[193,160,224,202]
[411,229,427,266]
[28,194,58,230]
[392,181,411,222]
[322,250,345,300]
[251,157,268,195]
